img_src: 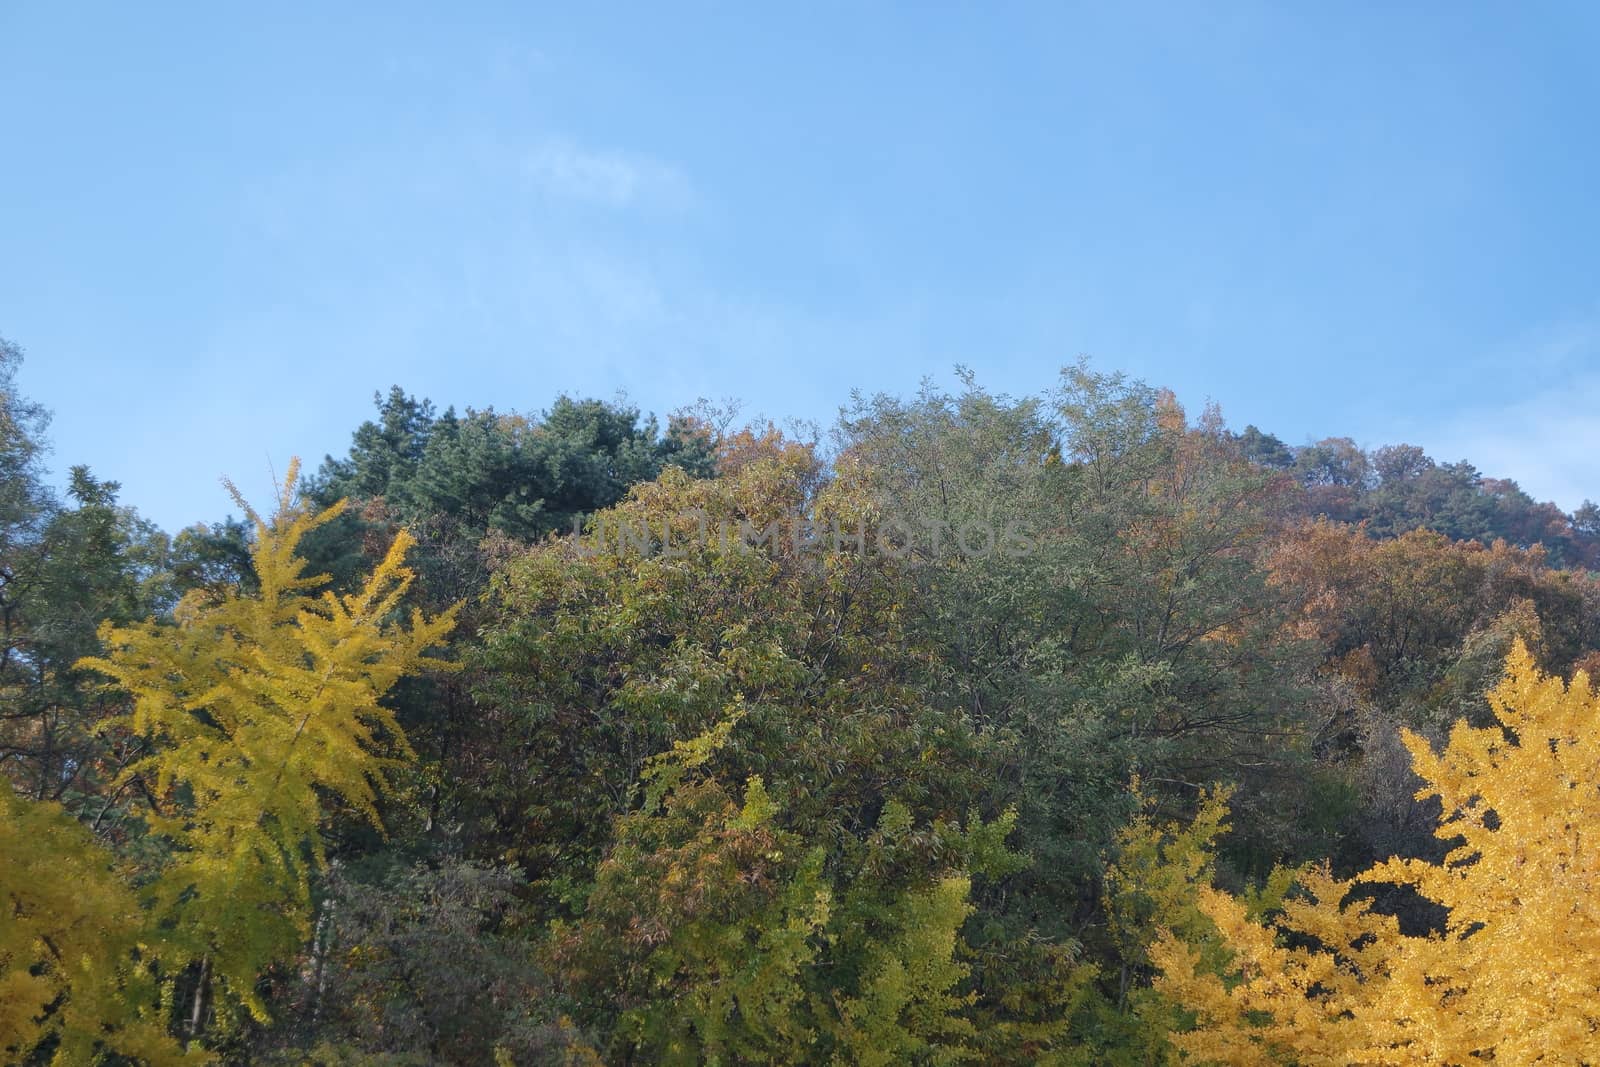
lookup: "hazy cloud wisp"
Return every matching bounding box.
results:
[523,139,691,209]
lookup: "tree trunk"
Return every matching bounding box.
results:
[188,955,211,1039]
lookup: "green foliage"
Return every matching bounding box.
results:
[838,363,1325,917]
[1099,784,1300,1061]
[1278,433,1600,569]
[278,860,571,1065]
[299,388,719,875]
[827,875,978,1066]
[474,441,986,901]
[551,717,832,1064]
[310,388,715,546]
[0,337,51,547]
[8,348,1600,1065]
[551,713,1023,1066]
[0,342,176,812]
[964,931,1100,1066]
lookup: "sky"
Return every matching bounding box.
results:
[3,2,1598,531]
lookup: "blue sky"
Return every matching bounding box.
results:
[3,2,1598,531]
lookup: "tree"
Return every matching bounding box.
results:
[837,365,1324,907]
[1153,642,1600,1064]
[302,390,720,858]
[309,388,714,548]
[283,860,568,1066]
[1,777,192,1065]
[1268,522,1600,724]
[477,426,1026,1061]
[550,718,833,1065]
[1234,425,1295,471]
[81,461,458,1030]
[0,337,51,558]
[1093,783,1299,1063]
[473,427,981,888]
[0,341,180,819]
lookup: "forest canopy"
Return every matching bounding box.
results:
[4,335,1600,1065]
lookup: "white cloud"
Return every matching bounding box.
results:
[1370,309,1600,512]
[1417,373,1600,512]
[522,139,690,209]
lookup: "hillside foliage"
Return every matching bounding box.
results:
[4,334,1600,1064]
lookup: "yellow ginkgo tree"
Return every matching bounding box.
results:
[1152,640,1600,1065]
[1,778,196,1065]
[80,460,458,1031]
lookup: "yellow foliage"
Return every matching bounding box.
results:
[1153,641,1600,1064]
[1106,784,1235,972]
[828,875,978,1067]
[81,460,458,1023]
[1,779,195,1065]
